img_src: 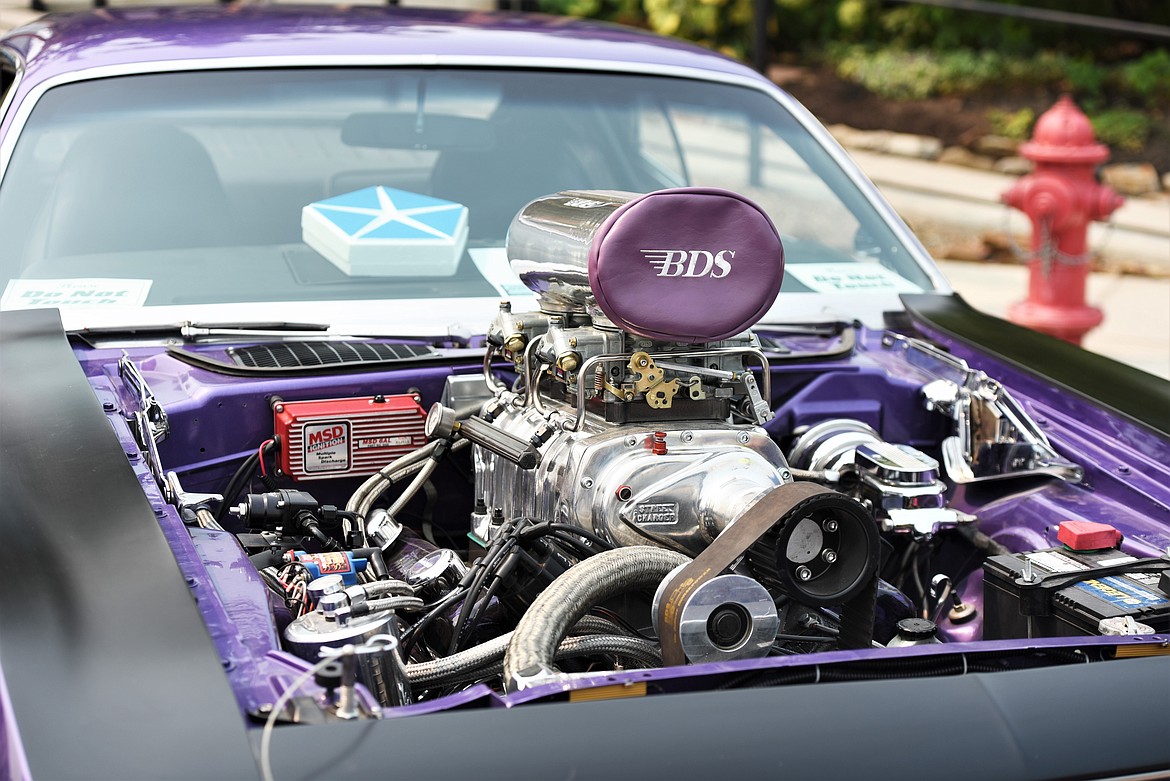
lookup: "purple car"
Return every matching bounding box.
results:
[0,6,1167,780]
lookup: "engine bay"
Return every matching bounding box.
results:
[74,189,1170,727]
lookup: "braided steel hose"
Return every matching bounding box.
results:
[405,614,641,686]
[409,633,661,688]
[504,546,690,691]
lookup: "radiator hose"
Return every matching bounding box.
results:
[407,617,660,688]
[503,546,691,692]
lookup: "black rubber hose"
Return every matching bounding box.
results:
[955,523,1011,557]
[296,512,341,552]
[215,451,259,523]
[353,547,389,580]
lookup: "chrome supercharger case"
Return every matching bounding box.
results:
[474,396,793,555]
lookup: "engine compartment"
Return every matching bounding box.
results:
[72,188,1170,726]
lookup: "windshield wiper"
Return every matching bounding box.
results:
[177,321,331,340]
[71,320,332,341]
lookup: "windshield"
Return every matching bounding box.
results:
[0,67,932,320]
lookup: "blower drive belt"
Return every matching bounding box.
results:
[655,482,879,667]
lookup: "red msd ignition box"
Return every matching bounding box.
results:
[274,394,427,481]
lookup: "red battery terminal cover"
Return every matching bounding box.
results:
[274,394,427,481]
[1057,520,1123,551]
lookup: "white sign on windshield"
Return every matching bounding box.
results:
[785,263,921,294]
[468,248,535,299]
[1,278,153,310]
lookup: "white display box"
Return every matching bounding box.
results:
[302,186,469,277]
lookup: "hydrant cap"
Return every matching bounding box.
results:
[1020,95,1110,165]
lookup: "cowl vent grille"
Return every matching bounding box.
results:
[228,341,433,369]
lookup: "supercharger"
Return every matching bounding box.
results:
[474,404,792,555]
[469,188,795,555]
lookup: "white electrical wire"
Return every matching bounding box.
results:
[259,634,401,781]
[258,656,337,781]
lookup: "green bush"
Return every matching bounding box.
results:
[986,108,1035,140]
[833,47,1015,100]
[835,48,935,99]
[1120,49,1170,108]
[1000,51,1067,87]
[831,45,1166,120]
[539,0,645,26]
[773,0,855,53]
[1090,109,1153,152]
[1062,57,1109,102]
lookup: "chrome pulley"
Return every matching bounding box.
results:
[651,565,778,664]
[744,487,879,608]
[656,482,880,666]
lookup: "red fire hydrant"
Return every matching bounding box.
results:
[1001,96,1125,345]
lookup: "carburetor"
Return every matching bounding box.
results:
[470,188,793,555]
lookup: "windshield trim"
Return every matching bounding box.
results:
[0,53,949,296]
[22,291,918,335]
[0,45,24,131]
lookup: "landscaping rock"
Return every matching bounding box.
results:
[850,130,892,152]
[1100,163,1161,196]
[825,124,849,144]
[884,132,942,160]
[993,156,1034,176]
[982,231,1025,263]
[938,146,995,170]
[827,124,878,149]
[940,237,991,261]
[973,135,1022,158]
[767,64,804,87]
[826,125,940,159]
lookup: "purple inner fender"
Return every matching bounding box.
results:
[587,188,784,343]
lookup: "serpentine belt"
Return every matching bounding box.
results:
[655,481,875,667]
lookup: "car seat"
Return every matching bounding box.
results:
[428,105,598,242]
[42,123,236,258]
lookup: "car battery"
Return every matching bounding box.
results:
[983,544,1170,639]
[274,394,427,481]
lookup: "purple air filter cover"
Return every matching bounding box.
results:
[587,188,784,343]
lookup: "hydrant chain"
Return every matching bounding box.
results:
[1036,220,1091,277]
[1039,218,1054,278]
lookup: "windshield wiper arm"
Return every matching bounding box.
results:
[178,321,331,340]
[71,320,333,340]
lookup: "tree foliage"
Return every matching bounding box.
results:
[537,0,1170,65]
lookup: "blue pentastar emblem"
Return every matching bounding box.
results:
[308,187,466,241]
